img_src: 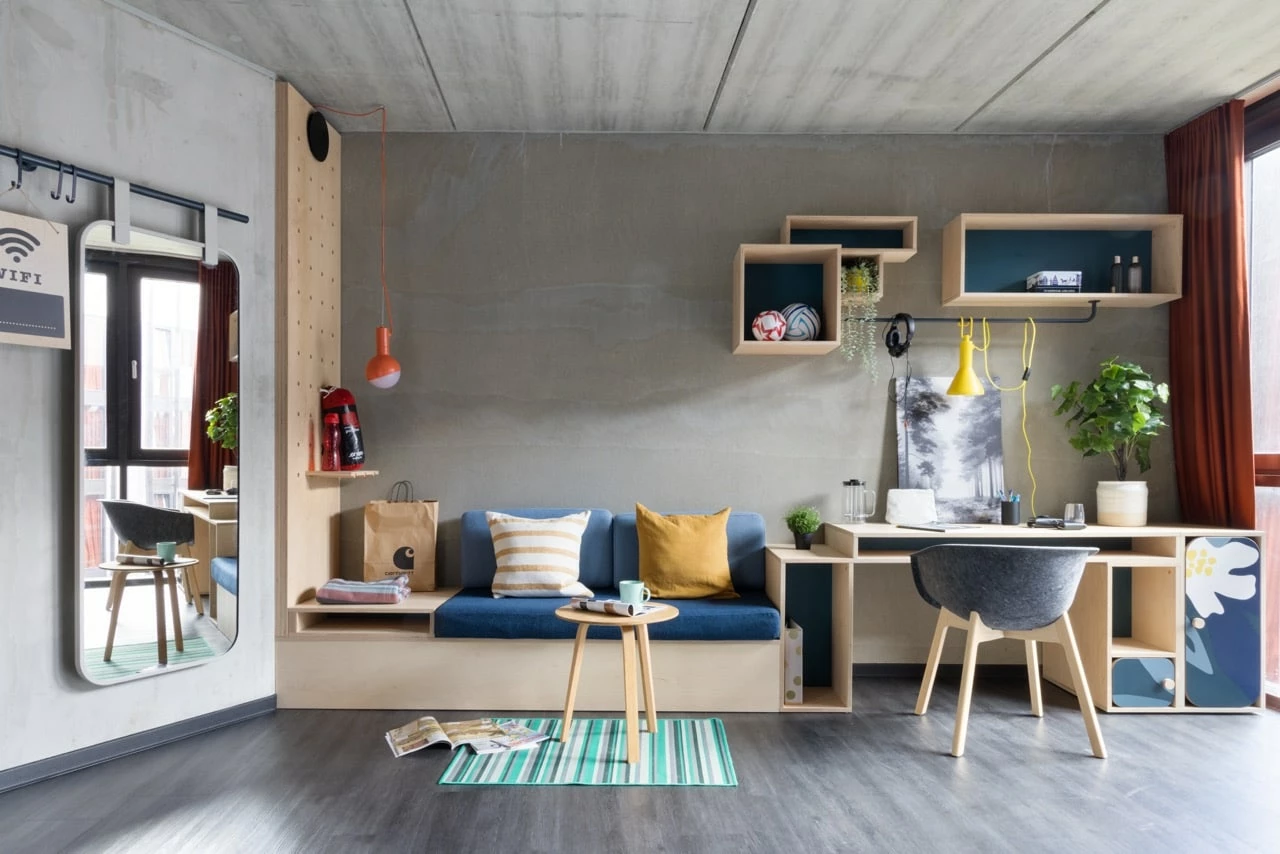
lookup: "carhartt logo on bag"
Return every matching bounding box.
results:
[364,480,437,591]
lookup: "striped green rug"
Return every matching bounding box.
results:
[439,718,737,786]
[82,636,216,681]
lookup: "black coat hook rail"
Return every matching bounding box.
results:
[2,143,249,224]
[871,300,1099,325]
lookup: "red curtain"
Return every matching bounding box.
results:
[1165,100,1255,528]
[187,260,239,490]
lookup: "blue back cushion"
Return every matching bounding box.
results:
[458,508,615,589]
[210,557,238,596]
[611,511,766,591]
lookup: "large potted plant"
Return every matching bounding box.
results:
[204,391,238,491]
[785,505,822,550]
[1050,358,1169,526]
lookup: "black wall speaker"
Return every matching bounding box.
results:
[306,110,330,162]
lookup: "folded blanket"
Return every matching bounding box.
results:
[316,575,410,605]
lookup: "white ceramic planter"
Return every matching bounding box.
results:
[1096,480,1148,526]
[223,464,239,491]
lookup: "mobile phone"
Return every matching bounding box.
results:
[1027,516,1063,528]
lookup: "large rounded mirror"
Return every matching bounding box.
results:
[75,222,239,684]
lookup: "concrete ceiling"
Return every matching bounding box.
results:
[124,0,1280,133]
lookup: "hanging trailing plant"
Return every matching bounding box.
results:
[840,258,882,380]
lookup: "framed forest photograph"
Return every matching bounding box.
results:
[895,377,1004,523]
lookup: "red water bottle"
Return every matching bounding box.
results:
[321,413,341,471]
[320,386,366,470]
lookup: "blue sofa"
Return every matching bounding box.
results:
[433,508,781,642]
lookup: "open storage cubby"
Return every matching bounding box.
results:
[733,244,841,355]
[941,213,1183,308]
[288,589,458,638]
[781,215,918,263]
[765,545,853,712]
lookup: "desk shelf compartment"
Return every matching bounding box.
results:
[766,546,854,712]
[733,244,841,355]
[941,213,1183,309]
[288,589,458,638]
[781,215,918,264]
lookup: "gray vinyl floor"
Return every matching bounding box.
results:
[0,678,1275,854]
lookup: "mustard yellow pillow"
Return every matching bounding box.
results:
[635,504,737,599]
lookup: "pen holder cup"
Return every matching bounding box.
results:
[1000,501,1021,526]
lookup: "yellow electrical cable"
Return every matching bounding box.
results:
[971,317,1040,517]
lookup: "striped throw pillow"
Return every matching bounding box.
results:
[487,511,593,598]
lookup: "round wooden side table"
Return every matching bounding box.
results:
[98,557,199,666]
[553,602,679,764]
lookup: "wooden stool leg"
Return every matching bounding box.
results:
[637,625,657,733]
[104,573,126,661]
[153,570,168,666]
[1057,614,1107,759]
[1025,640,1043,717]
[620,626,640,764]
[915,612,949,715]
[185,564,205,616]
[166,569,184,654]
[561,624,588,742]
[951,612,983,758]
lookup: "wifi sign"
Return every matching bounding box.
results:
[0,228,41,264]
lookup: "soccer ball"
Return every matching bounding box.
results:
[781,303,820,340]
[751,310,788,341]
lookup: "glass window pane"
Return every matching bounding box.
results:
[139,276,200,450]
[1249,147,1280,452]
[126,466,189,511]
[83,466,121,581]
[83,272,109,451]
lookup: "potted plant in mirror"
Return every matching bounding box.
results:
[204,391,238,491]
[785,505,822,550]
[1050,358,1169,527]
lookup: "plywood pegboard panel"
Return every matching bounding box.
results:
[275,81,343,637]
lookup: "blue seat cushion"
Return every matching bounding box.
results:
[210,557,238,596]
[433,588,780,641]
[611,511,766,591]
[459,508,614,589]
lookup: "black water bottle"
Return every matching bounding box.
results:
[1110,255,1123,293]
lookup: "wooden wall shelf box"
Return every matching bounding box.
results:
[941,213,1183,308]
[732,243,841,356]
[305,470,380,480]
[781,215,918,263]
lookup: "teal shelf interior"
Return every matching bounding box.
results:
[786,564,833,688]
[965,229,1153,293]
[789,228,905,250]
[742,263,827,340]
[1112,567,1132,637]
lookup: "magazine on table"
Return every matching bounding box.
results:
[114,552,171,567]
[468,720,551,755]
[384,716,505,758]
[569,597,662,617]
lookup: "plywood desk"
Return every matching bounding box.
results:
[181,490,238,601]
[809,522,1265,714]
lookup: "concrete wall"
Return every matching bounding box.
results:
[339,132,1173,663]
[0,0,275,771]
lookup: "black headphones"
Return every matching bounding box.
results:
[884,313,915,358]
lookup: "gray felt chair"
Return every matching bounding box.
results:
[99,499,202,613]
[910,544,1106,758]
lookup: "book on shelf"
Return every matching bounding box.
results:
[569,597,661,617]
[468,720,552,755]
[385,716,505,758]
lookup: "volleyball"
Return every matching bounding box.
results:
[781,303,820,340]
[751,310,788,341]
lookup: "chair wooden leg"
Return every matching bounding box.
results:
[1056,614,1107,758]
[951,611,983,758]
[1025,640,1043,717]
[153,570,168,666]
[166,568,184,654]
[915,612,949,715]
[561,624,588,743]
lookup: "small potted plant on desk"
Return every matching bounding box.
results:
[785,505,822,550]
[1051,358,1169,527]
[204,391,239,491]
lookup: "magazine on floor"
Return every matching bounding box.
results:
[385,716,505,758]
[468,720,551,755]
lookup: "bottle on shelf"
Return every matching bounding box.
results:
[321,413,341,471]
[1126,256,1143,294]
[1110,255,1123,294]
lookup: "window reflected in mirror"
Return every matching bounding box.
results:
[77,223,239,684]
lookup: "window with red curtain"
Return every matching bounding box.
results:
[1245,91,1280,697]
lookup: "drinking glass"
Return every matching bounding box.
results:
[1064,503,1086,525]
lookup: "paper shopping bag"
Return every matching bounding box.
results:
[363,480,438,591]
